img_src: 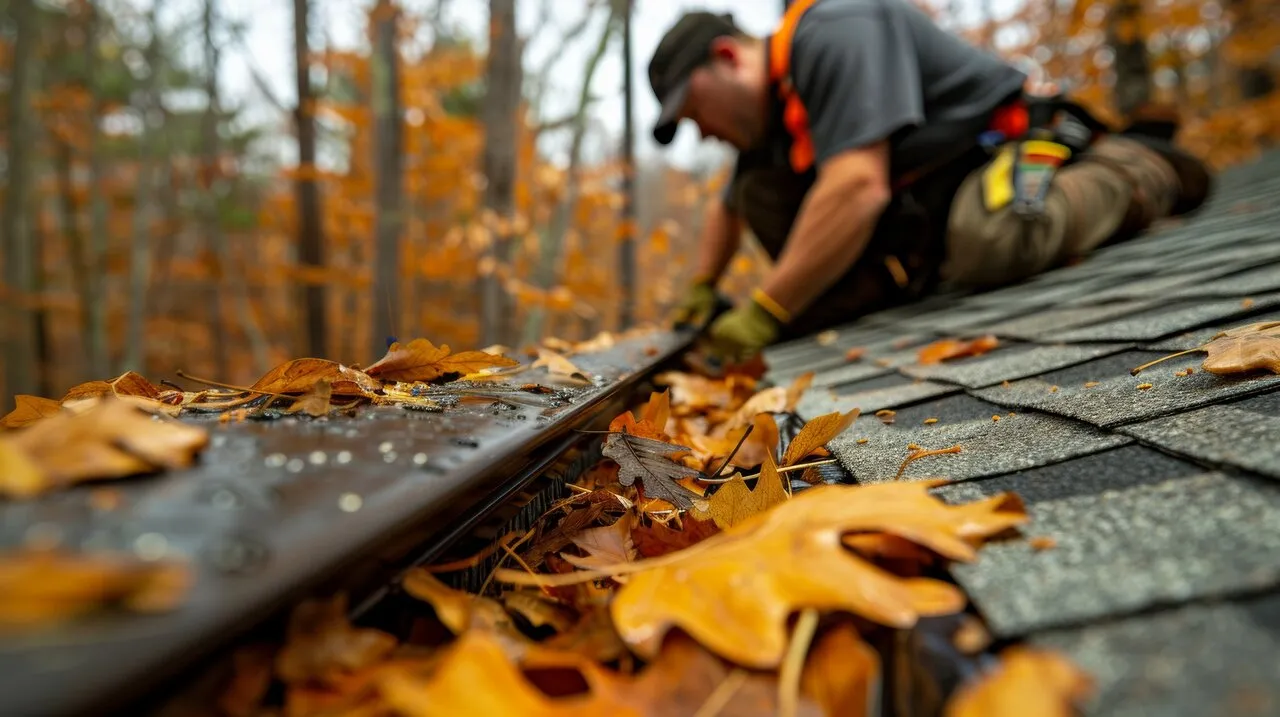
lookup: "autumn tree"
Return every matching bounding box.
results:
[371,0,404,358]
[2,0,38,400]
[294,0,326,358]
[480,0,522,346]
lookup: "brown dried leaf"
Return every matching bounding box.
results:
[723,386,787,430]
[562,516,637,572]
[218,644,277,717]
[1200,320,1280,375]
[62,371,162,402]
[802,623,881,717]
[631,517,721,558]
[917,335,1000,365]
[0,395,64,429]
[276,595,398,686]
[782,409,860,467]
[401,569,529,657]
[251,358,346,394]
[286,379,333,417]
[365,338,518,383]
[706,454,789,530]
[1,398,208,498]
[503,591,578,633]
[943,647,1093,717]
[0,548,191,630]
[602,432,700,510]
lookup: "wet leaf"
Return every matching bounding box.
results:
[286,379,334,417]
[943,647,1093,717]
[605,483,1027,668]
[706,454,789,530]
[61,371,162,402]
[251,358,347,394]
[0,548,191,630]
[631,517,721,559]
[602,432,701,510]
[402,568,519,638]
[533,348,590,381]
[782,409,860,467]
[1,398,208,498]
[364,338,518,383]
[917,335,1000,365]
[0,395,64,429]
[276,595,398,686]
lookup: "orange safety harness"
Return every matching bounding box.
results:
[769,0,821,175]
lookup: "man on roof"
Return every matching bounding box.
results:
[651,0,1211,363]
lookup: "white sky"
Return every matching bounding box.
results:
[201,0,1009,170]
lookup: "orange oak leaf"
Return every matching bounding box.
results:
[365,339,518,383]
[0,548,191,630]
[251,358,345,394]
[275,595,398,687]
[1,398,208,498]
[781,409,860,467]
[0,395,63,429]
[61,371,162,402]
[943,647,1093,717]
[917,335,1000,365]
[802,622,881,717]
[604,482,1028,668]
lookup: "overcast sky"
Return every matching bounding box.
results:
[208,0,1000,170]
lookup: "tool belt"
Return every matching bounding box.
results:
[977,92,1110,219]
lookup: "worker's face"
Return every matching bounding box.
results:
[682,38,767,150]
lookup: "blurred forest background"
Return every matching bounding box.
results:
[0,0,1278,403]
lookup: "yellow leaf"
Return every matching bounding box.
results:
[944,647,1093,717]
[707,453,789,530]
[782,409,860,467]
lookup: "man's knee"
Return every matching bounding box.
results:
[943,172,1066,288]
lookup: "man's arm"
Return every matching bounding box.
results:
[761,141,891,316]
[693,196,743,284]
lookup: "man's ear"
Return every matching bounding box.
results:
[709,36,739,64]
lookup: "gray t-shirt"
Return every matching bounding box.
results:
[726,0,1026,206]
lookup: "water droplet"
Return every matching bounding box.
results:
[336,450,353,464]
[211,435,227,448]
[412,452,429,466]
[308,450,327,465]
[265,453,287,468]
[286,458,305,473]
[383,451,398,463]
[134,533,168,561]
[339,493,363,512]
[378,441,394,453]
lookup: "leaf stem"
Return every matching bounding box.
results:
[1130,348,1201,376]
[895,445,963,481]
[698,459,839,484]
[693,668,748,717]
[779,608,820,717]
[175,370,290,398]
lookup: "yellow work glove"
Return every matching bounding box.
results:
[704,290,790,364]
[671,279,720,329]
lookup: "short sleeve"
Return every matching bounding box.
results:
[790,3,924,166]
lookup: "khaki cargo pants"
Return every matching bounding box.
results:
[943,136,1180,287]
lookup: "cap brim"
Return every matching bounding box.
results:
[652,80,690,145]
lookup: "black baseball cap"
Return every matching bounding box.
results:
[648,11,741,145]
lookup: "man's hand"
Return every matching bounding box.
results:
[671,280,720,329]
[703,291,787,363]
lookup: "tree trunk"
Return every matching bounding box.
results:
[123,0,164,373]
[85,0,111,378]
[520,5,616,345]
[294,0,327,358]
[371,0,404,359]
[1108,0,1150,119]
[617,0,636,330]
[2,0,38,401]
[480,0,522,347]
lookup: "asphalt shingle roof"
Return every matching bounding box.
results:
[764,152,1280,716]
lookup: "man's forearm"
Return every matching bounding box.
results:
[694,198,743,283]
[762,151,891,317]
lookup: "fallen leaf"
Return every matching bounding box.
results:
[1201,321,1280,375]
[781,409,860,467]
[802,623,881,717]
[218,644,276,717]
[401,569,532,657]
[286,379,334,417]
[365,338,518,383]
[603,482,1028,668]
[784,372,815,413]
[943,647,1093,717]
[641,390,671,434]
[0,439,45,498]
[602,432,701,510]
[0,395,63,429]
[631,517,721,558]
[522,502,609,567]
[275,595,398,686]
[1029,536,1057,551]
[706,453,789,530]
[816,330,839,346]
[916,335,1000,365]
[533,348,590,381]
[539,606,630,663]
[723,386,787,430]
[503,591,578,633]
[251,358,346,394]
[563,516,637,572]
[844,347,867,362]
[0,548,191,630]
[1,398,209,498]
[61,371,162,402]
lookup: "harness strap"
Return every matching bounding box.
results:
[770,0,821,174]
